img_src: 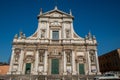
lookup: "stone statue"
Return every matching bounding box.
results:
[66,30,70,38]
[90,50,95,62]
[67,53,70,62]
[39,53,43,62]
[41,29,45,38]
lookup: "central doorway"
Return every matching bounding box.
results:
[25,63,31,74]
[79,64,85,75]
[51,59,59,74]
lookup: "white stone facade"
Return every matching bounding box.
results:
[8,7,100,75]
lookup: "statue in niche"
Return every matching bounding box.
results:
[41,29,45,38]
[66,51,71,63]
[14,49,20,63]
[14,54,19,63]
[39,50,44,62]
[89,50,95,63]
[66,30,70,38]
[39,53,43,62]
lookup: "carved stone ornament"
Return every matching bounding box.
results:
[50,21,61,26]
[24,55,35,63]
[76,56,86,63]
[52,13,61,17]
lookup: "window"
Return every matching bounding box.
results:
[52,31,59,40]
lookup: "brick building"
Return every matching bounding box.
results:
[99,48,120,73]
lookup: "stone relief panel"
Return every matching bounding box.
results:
[24,55,35,63]
[38,66,44,74]
[24,51,34,63]
[66,66,71,74]
[77,56,86,63]
[47,46,62,59]
[51,12,62,17]
[50,21,61,26]
[76,52,86,63]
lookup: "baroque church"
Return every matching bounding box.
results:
[8,6,100,76]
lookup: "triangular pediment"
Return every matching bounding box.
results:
[38,9,74,18]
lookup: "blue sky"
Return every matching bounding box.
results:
[0,0,120,62]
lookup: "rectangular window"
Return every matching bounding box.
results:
[52,31,59,40]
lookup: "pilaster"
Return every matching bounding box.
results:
[63,50,67,75]
[7,48,15,74]
[87,50,91,75]
[18,48,24,74]
[34,50,39,74]
[43,50,48,75]
[72,50,76,75]
[95,50,101,74]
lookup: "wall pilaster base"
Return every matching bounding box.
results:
[43,72,47,75]
[63,72,67,75]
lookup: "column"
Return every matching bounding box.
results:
[18,48,24,74]
[95,50,100,74]
[44,50,48,75]
[72,50,76,75]
[34,50,39,74]
[8,48,15,74]
[87,50,91,74]
[63,50,67,75]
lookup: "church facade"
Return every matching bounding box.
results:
[8,7,100,76]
